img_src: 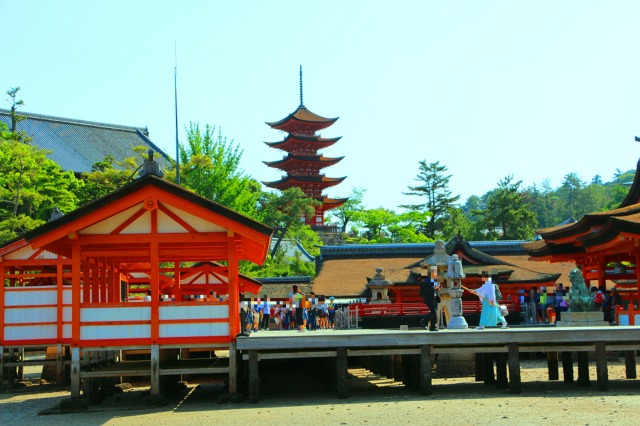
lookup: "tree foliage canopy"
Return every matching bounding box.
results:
[179,123,260,217]
[401,160,460,238]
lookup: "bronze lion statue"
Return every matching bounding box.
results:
[568,269,594,312]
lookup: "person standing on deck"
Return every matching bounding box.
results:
[470,276,504,330]
[419,266,440,332]
[291,284,307,332]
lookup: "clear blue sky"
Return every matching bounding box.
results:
[3,1,640,212]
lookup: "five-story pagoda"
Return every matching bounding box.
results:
[263,67,348,228]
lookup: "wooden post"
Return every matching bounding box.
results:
[228,342,237,394]
[475,353,484,381]
[496,353,508,389]
[227,232,240,337]
[401,354,412,387]
[248,350,259,403]
[0,345,4,386]
[624,350,637,379]
[577,351,590,387]
[7,348,16,385]
[376,355,388,377]
[547,351,559,380]
[393,354,403,383]
[595,342,608,391]
[507,343,521,394]
[561,351,574,383]
[386,355,394,380]
[56,343,64,384]
[336,347,348,399]
[419,345,432,395]
[150,344,160,395]
[483,354,496,385]
[71,347,81,398]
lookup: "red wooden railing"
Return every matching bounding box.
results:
[354,300,517,317]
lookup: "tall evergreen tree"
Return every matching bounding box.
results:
[179,123,260,217]
[475,175,536,240]
[327,187,365,234]
[401,160,460,238]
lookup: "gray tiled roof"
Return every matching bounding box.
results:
[0,109,171,173]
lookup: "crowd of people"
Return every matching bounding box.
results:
[243,287,338,333]
[592,286,623,324]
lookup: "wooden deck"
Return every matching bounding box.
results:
[235,326,640,402]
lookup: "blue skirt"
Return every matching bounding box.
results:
[479,300,498,327]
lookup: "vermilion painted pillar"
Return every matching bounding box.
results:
[227,231,239,337]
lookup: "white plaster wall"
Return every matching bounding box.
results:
[5,287,57,306]
[80,306,151,322]
[161,204,226,233]
[159,304,228,320]
[159,322,229,338]
[81,324,151,340]
[80,204,143,234]
[4,325,57,341]
[4,307,57,324]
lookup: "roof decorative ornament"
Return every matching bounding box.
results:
[425,240,451,266]
[48,206,64,222]
[138,149,164,178]
[299,65,304,107]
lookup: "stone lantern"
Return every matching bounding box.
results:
[367,267,392,304]
[444,254,468,329]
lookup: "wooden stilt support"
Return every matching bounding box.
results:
[0,345,4,385]
[624,350,637,379]
[150,345,160,395]
[56,344,64,383]
[595,342,608,391]
[336,347,348,399]
[248,350,259,403]
[475,353,484,381]
[496,353,508,389]
[386,355,394,380]
[7,348,16,385]
[547,351,559,380]
[228,342,237,394]
[507,343,521,394]
[419,344,432,396]
[401,354,411,387]
[482,354,496,385]
[71,347,81,398]
[17,348,24,382]
[393,354,403,383]
[577,351,590,387]
[561,351,574,383]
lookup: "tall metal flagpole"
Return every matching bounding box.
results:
[174,41,181,185]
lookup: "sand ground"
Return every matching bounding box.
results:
[2,357,640,426]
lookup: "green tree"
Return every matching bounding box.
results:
[327,187,364,234]
[475,175,537,240]
[257,187,320,257]
[356,207,398,241]
[5,87,28,141]
[557,172,585,220]
[0,123,80,243]
[388,210,432,243]
[440,206,482,241]
[179,123,259,217]
[75,153,140,205]
[401,160,460,238]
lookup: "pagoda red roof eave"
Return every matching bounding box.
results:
[266,106,339,128]
[263,156,344,168]
[265,135,341,145]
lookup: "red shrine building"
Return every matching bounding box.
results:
[525,158,640,306]
[263,68,348,228]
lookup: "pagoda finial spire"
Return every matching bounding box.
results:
[299,65,304,107]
